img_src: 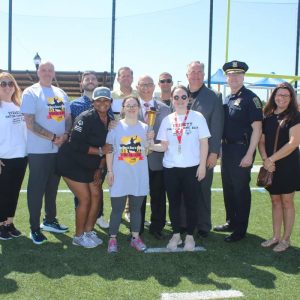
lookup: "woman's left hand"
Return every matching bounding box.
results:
[196,165,206,181]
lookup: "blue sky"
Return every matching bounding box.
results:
[0,0,298,97]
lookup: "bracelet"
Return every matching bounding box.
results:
[268,157,274,163]
[107,170,113,173]
[51,133,56,142]
[98,147,103,157]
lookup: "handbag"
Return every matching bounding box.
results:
[256,120,282,188]
[257,166,273,188]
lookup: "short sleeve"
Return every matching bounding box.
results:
[197,114,211,139]
[248,95,263,123]
[157,117,168,141]
[20,90,36,114]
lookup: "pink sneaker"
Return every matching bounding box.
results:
[130,237,147,251]
[107,238,118,253]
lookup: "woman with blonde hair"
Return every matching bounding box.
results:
[259,82,300,252]
[0,72,27,240]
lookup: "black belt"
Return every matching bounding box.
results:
[222,139,246,145]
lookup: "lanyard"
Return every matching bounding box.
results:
[174,110,189,150]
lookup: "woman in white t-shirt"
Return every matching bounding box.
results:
[149,85,210,251]
[0,72,27,240]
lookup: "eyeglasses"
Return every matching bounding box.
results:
[124,104,139,109]
[0,81,14,88]
[173,95,188,101]
[276,94,290,99]
[138,83,154,89]
[159,79,172,84]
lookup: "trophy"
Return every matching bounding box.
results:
[145,107,157,155]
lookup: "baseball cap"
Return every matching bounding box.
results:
[92,87,112,101]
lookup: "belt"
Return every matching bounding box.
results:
[222,138,246,145]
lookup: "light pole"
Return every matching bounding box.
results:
[33,53,41,70]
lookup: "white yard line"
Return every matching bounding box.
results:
[161,290,244,300]
[145,246,206,253]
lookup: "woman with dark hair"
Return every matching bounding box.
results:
[258,82,300,252]
[106,95,149,253]
[57,87,113,248]
[0,72,27,240]
[149,85,210,251]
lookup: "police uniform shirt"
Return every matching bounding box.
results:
[223,86,263,143]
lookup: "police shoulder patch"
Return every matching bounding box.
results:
[253,97,262,109]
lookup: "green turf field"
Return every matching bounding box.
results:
[0,170,299,299]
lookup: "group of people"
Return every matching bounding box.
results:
[0,59,299,254]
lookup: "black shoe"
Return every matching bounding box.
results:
[149,230,166,240]
[213,223,234,232]
[224,233,244,243]
[0,225,12,240]
[30,229,47,245]
[198,230,209,238]
[5,223,22,238]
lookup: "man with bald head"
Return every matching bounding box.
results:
[21,61,72,245]
[137,75,171,239]
[186,61,224,237]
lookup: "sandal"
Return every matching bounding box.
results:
[273,240,290,253]
[261,238,279,248]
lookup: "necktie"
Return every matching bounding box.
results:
[144,102,150,122]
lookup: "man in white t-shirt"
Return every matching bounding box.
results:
[21,61,72,245]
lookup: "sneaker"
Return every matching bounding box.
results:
[183,235,195,251]
[40,218,68,233]
[85,231,103,246]
[0,225,13,240]
[30,229,47,245]
[72,233,97,248]
[96,216,109,229]
[5,223,22,238]
[130,237,147,251]
[124,212,130,222]
[108,238,118,253]
[167,234,182,251]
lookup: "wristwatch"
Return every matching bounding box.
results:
[98,147,103,157]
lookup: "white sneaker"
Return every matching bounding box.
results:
[72,233,97,248]
[183,235,195,251]
[85,231,103,246]
[124,212,130,222]
[167,233,182,251]
[96,216,109,229]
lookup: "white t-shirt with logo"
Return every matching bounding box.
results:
[157,110,211,168]
[0,101,27,158]
[21,83,70,154]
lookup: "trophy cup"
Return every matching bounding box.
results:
[145,107,157,155]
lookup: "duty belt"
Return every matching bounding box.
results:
[222,138,246,145]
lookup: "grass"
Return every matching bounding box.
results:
[1,171,300,299]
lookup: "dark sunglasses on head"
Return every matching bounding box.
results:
[173,95,188,101]
[159,79,172,84]
[0,81,14,88]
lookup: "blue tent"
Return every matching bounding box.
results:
[205,68,227,84]
[250,75,285,87]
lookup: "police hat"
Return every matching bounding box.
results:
[92,87,112,101]
[222,60,249,74]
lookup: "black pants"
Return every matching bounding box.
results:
[221,143,252,237]
[140,169,166,234]
[164,166,199,235]
[0,157,27,222]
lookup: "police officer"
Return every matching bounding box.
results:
[214,60,263,242]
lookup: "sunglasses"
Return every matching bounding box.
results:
[173,95,188,101]
[0,81,14,88]
[159,79,172,84]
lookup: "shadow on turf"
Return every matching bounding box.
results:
[0,229,299,295]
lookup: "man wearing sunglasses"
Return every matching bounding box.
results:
[186,61,224,238]
[21,61,72,245]
[157,72,173,107]
[137,75,171,240]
